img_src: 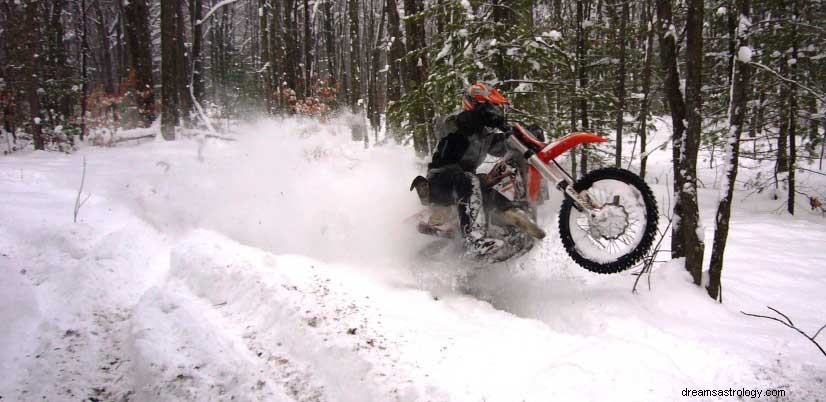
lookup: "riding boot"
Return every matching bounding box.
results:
[457,172,503,256]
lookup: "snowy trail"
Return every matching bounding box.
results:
[1,118,825,401]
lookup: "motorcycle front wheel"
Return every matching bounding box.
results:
[558,167,658,274]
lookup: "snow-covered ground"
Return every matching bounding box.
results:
[1,117,824,402]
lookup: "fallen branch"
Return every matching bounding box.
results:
[113,134,156,144]
[741,306,826,358]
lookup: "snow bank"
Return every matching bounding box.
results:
[2,116,825,401]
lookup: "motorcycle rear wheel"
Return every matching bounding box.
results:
[558,167,658,274]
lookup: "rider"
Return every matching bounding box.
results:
[411,82,543,256]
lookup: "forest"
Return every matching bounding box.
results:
[2,1,826,399]
[1,0,826,298]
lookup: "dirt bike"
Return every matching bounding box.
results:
[411,123,659,274]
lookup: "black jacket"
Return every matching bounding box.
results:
[428,104,507,173]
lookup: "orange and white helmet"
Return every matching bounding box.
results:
[462,82,509,111]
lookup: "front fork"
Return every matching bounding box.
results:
[506,136,594,212]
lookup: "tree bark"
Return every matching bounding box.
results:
[94,0,115,94]
[24,0,44,149]
[161,0,179,140]
[123,0,155,126]
[192,0,204,103]
[788,0,798,215]
[175,0,190,118]
[322,0,337,95]
[283,0,298,92]
[638,0,654,178]
[576,0,590,177]
[655,0,687,259]
[403,0,429,154]
[304,0,313,97]
[368,0,386,133]
[385,0,404,139]
[80,0,89,140]
[614,0,628,168]
[708,0,751,301]
[260,0,271,110]
[682,0,705,285]
[271,0,284,111]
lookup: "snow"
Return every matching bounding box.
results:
[543,30,562,41]
[460,0,473,18]
[1,118,825,401]
[737,46,753,63]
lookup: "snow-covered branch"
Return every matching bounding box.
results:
[750,61,826,103]
[197,0,245,26]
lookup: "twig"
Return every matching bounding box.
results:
[632,212,673,293]
[741,306,826,358]
[73,156,90,223]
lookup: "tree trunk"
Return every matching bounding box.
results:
[368,0,386,133]
[777,66,789,174]
[348,0,366,141]
[161,0,179,140]
[614,0,628,168]
[80,0,89,141]
[175,0,190,119]
[682,0,705,285]
[271,0,284,111]
[403,0,429,154]
[304,0,313,97]
[348,0,362,112]
[576,0,589,177]
[260,0,271,110]
[385,0,404,139]
[94,0,115,94]
[24,0,44,149]
[638,0,654,178]
[283,0,298,92]
[708,0,751,301]
[192,0,204,103]
[123,0,155,126]
[655,0,687,259]
[323,0,337,96]
[788,0,798,215]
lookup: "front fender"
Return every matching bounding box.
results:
[537,132,607,163]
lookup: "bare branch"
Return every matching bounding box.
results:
[767,306,795,327]
[749,61,826,103]
[741,307,826,358]
[73,157,88,223]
